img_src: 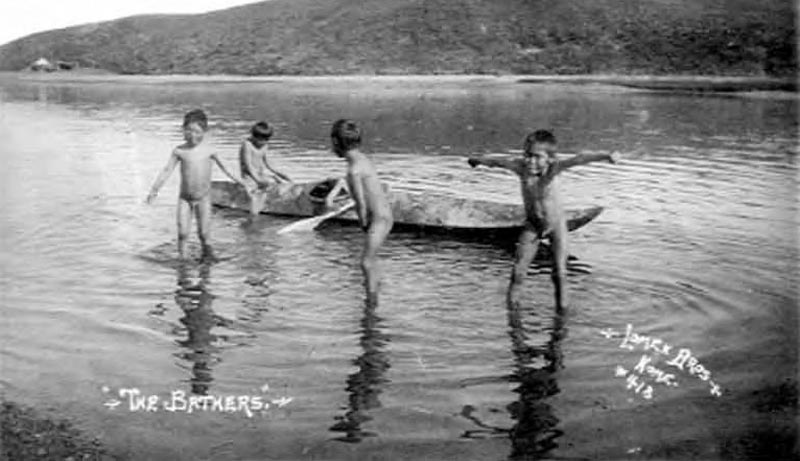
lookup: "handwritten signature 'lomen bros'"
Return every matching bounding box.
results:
[601,324,723,400]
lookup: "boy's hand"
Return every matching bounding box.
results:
[468,157,480,168]
[609,151,621,164]
[146,191,157,204]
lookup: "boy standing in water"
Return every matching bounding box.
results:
[468,130,619,309]
[146,109,245,262]
[239,121,292,215]
[327,119,394,305]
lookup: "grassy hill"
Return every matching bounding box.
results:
[0,0,795,76]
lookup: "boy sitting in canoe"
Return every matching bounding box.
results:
[326,119,394,306]
[468,130,619,309]
[146,109,245,262]
[239,121,292,215]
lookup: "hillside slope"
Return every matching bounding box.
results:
[0,0,795,76]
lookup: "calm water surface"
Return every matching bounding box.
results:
[0,75,797,460]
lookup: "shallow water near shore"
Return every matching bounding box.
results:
[0,75,797,460]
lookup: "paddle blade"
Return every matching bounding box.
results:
[276,215,329,234]
[277,201,355,234]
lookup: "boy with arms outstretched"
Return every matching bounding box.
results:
[146,109,245,261]
[239,121,292,215]
[468,130,619,309]
[327,119,394,306]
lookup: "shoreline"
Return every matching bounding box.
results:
[516,75,797,92]
[1,400,117,460]
[0,71,795,93]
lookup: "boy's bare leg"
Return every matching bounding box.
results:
[256,188,269,215]
[241,177,262,217]
[245,189,256,216]
[549,225,569,311]
[508,226,539,308]
[177,198,193,260]
[249,190,261,216]
[196,196,216,262]
[362,219,392,307]
[247,187,268,216]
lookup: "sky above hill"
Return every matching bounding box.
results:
[0,0,261,46]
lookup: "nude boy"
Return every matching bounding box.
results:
[327,119,393,306]
[468,130,619,309]
[239,121,292,215]
[146,109,245,261]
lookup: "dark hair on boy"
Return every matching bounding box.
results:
[331,119,362,151]
[183,109,208,130]
[524,129,557,152]
[251,121,274,141]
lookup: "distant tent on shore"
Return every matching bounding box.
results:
[29,57,55,72]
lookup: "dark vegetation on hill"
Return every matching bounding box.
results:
[0,0,795,76]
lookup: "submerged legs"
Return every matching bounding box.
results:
[196,196,216,262]
[549,227,568,311]
[362,219,392,307]
[507,224,569,310]
[177,197,193,260]
[508,228,539,309]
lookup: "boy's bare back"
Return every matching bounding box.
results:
[347,153,393,226]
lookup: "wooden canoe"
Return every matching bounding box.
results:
[210,179,603,233]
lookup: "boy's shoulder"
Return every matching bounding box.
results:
[355,151,374,164]
[175,143,213,157]
[242,138,267,152]
[349,155,375,173]
[172,144,189,157]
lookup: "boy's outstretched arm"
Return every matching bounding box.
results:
[558,151,620,171]
[146,151,179,203]
[467,155,523,174]
[212,154,247,186]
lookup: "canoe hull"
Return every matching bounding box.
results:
[210,180,603,233]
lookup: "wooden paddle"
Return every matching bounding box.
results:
[277,200,356,234]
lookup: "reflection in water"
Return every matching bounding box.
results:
[459,304,566,459]
[33,84,82,106]
[173,263,226,395]
[506,305,566,459]
[330,300,391,443]
[239,219,279,324]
